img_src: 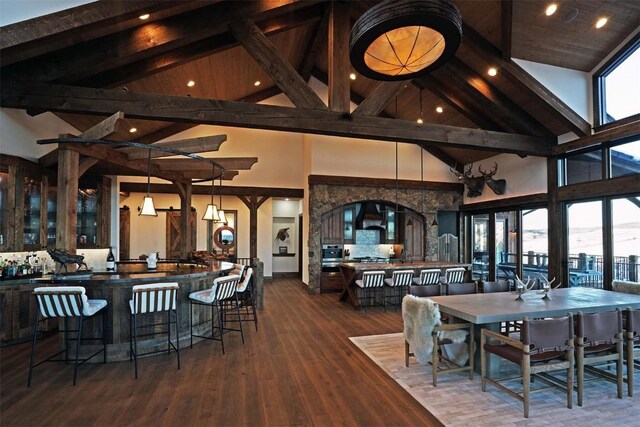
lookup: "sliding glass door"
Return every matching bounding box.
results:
[522,208,548,281]
[471,214,489,281]
[611,196,640,282]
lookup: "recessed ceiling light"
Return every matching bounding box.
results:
[139,14,150,20]
[417,118,424,124]
[187,80,195,87]
[129,127,137,133]
[595,17,608,28]
[545,4,557,16]
[487,67,498,77]
[436,106,444,113]
[254,80,261,86]
[349,73,357,80]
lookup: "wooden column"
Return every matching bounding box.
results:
[55,147,79,253]
[176,182,193,258]
[547,157,563,286]
[328,0,350,112]
[238,195,269,260]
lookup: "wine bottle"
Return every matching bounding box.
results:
[106,247,115,271]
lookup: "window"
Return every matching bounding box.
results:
[610,138,640,178]
[594,33,640,125]
[563,150,602,185]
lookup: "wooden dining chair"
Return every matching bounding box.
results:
[625,308,640,397]
[481,314,575,418]
[446,282,477,295]
[575,309,624,406]
[481,281,510,293]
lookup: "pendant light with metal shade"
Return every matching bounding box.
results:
[202,164,220,221]
[139,148,158,216]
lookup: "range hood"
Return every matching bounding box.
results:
[355,202,386,230]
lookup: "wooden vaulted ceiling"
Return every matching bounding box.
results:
[1,0,638,172]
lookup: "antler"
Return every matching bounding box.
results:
[478,162,498,177]
[464,163,474,177]
[539,275,562,290]
[515,274,534,291]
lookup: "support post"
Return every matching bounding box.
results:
[238,195,270,260]
[176,182,193,258]
[55,147,79,256]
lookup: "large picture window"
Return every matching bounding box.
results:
[594,33,640,126]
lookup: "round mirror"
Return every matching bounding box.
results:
[214,225,235,250]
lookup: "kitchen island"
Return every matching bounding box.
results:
[339,261,472,308]
[0,261,235,359]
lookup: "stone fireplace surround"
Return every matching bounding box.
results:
[308,181,463,294]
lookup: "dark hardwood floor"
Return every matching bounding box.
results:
[0,278,441,426]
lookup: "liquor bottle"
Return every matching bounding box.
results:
[106,247,115,271]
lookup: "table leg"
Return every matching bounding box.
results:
[474,322,501,377]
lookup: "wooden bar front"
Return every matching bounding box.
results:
[339,261,471,309]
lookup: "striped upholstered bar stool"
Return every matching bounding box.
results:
[384,270,415,311]
[235,267,258,331]
[413,269,442,286]
[129,283,180,379]
[443,267,466,285]
[189,275,243,354]
[29,286,107,386]
[355,271,386,313]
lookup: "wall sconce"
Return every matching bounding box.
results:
[139,149,157,216]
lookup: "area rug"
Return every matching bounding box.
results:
[349,333,639,427]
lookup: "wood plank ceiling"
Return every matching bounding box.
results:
[1,0,637,173]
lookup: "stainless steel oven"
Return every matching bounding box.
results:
[322,245,343,259]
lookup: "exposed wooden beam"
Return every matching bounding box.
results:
[72,3,325,89]
[135,123,196,145]
[299,4,330,82]
[328,0,350,112]
[0,1,217,66]
[352,81,408,116]
[153,157,258,171]
[230,18,327,110]
[552,120,640,155]
[463,23,591,137]
[120,183,304,198]
[435,58,553,137]
[417,77,504,132]
[308,175,464,193]
[1,81,554,156]
[124,135,227,160]
[85,164,239,181]
[78,158,99,177]
[39,111,127,167]
[558,174,640,202]
[501,0,513,60]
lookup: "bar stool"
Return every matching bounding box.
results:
[189,275,243,354]
[129,283,180,379]
[236,267,258,331]
[384,270,414,310]
[413,269,441,286]
[28,286,107,386]
[443,267,466,285]
[355,271,386,313]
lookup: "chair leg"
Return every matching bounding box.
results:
[73,314,84,386]
[617,340,624,399]
[628,338,635,397]
[27,311,41,387]
[577,342,584,406]
[523,358,530,418]
[64,317,69,364]
[405,341,410,367]
[468,325,474,381]
[102,309,107,363]
[167,307,171,355]
[129,313,133,362]
[567,350,574,409]
[250,289,258,332]
[217,302,225,355]
[235,293,244,345]
[362,288,367,314]
[480,332,486,392]
[175,307,181,371]
[432,334,438,387]
[133,312,139,379]
[190,300,194,349]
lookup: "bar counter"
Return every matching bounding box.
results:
[339,261,471,308]
[0,261,235,360]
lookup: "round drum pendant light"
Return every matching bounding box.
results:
[350,0,462,81]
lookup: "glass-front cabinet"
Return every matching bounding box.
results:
[77,188,98,247]
[22,173,42,250]
[343,205,355,244]
[0,165,9,251]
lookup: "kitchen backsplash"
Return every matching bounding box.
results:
[344,243,395,259]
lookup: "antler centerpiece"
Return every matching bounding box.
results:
[537,275,562,300]
[513,275,536,301]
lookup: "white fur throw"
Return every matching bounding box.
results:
[402,295,469,365]
[612,280,640,295]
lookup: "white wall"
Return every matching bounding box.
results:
[514,58,592,126]
[272,199,301,273]
[0,109,77,160]
[463,154,548,204]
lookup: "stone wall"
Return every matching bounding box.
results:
[308,184,463,294]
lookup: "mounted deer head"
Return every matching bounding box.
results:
[478,162,506,195]
[450,163,484,198]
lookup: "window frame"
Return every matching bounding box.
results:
[593,32,640,127]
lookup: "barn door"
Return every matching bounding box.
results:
[166,211,197,259]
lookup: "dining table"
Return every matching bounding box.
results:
[430,287,640,375]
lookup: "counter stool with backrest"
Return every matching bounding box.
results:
[576,309,624,406]
[189,275,243,353]
[626,308,640,396]
[481,314,575,418]
[227,267,257,332]
[413,269,441,286]
[443,267,466,286]
[129,283,180,379]
[29,286,107,386]
[355,271,386,313]
[384,270,414,310]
